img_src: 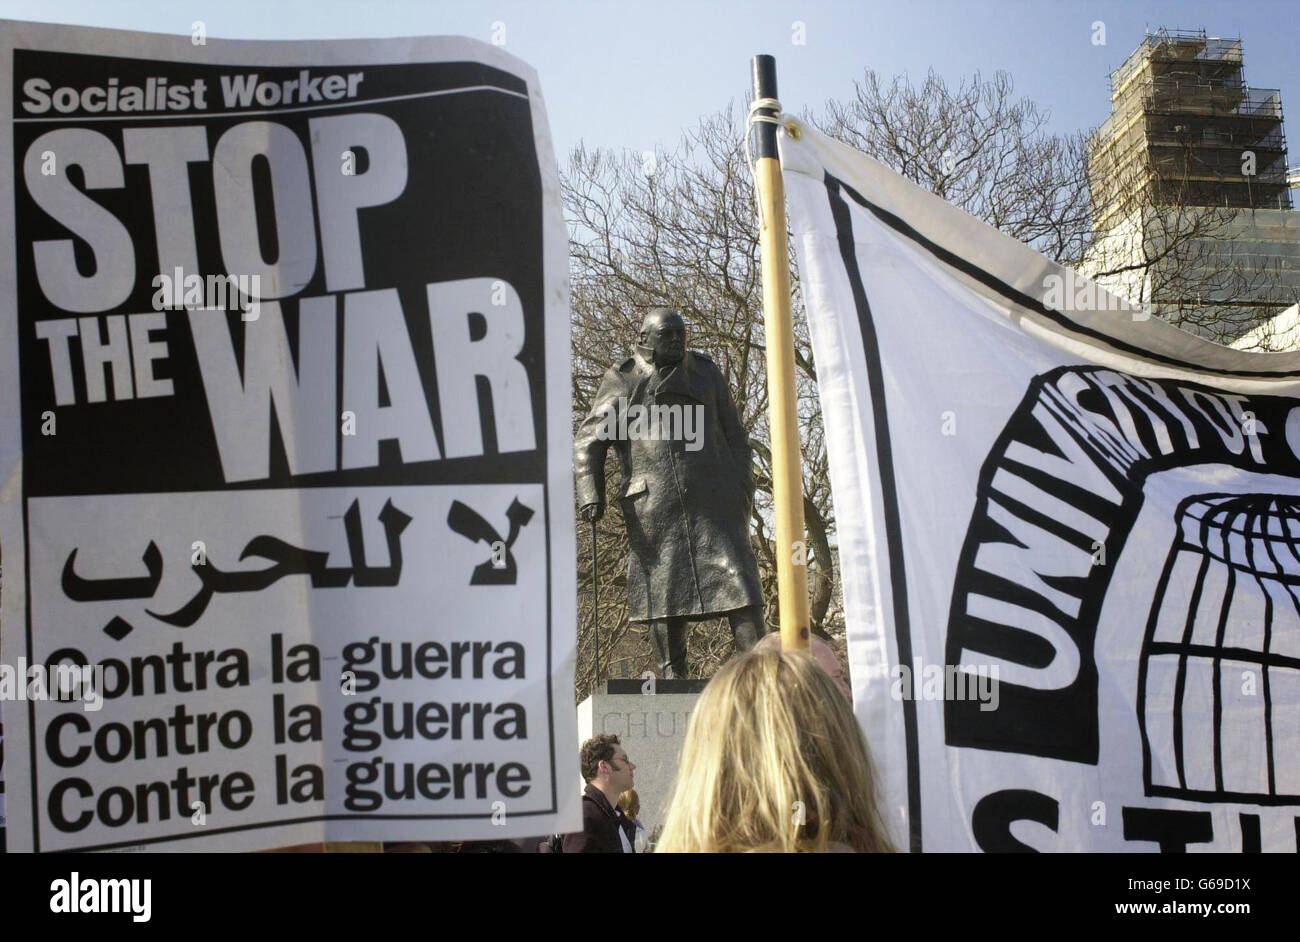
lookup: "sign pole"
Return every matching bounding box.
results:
[749,54,811,652]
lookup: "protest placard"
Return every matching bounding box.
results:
[0,21,577,852]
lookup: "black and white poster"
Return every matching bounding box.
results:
[780,117,1300,851]
[0,21,578,852]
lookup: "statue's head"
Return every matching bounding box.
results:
[638,307,686,367]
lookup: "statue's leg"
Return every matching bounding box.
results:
[667,618,689,678]
[649,618,689,679]
[726,605,764,653]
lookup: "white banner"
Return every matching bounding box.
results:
[0,21,578,852]
[781,117,1300,852]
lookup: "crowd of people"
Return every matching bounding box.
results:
[557,644,894,853]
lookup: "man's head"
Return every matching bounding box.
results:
[755,632,853,702]
[638,307,686,367]
[580,733,635,791]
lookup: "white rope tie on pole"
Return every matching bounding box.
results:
[746,96,786,230]
[745,96,785,168]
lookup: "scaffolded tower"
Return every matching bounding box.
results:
[1082,28,1300,349]
[1089,28,1291,227]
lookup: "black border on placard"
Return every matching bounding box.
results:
[823,175,923,853]
[828,172,1299,379]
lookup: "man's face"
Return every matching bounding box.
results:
[605,745,635,790]
[644,313,685,366]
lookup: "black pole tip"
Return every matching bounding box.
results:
[750,55,779,159]
[751,54,777,100]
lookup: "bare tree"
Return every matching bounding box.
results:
[565,107,845,699]
[818,70,1094,266]
[819,69,1293,347]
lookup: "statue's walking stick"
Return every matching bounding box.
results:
[591,516,600,692]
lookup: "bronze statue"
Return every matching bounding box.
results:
[575,308,765,678]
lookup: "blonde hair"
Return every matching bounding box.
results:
[617,789,640,819]
[656,648,894,853]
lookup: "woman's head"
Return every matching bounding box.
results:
[656,648,894,853]
[618,788,640,819]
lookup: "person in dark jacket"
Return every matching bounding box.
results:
[562,734,637,853]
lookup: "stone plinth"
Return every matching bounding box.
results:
[576,680,705,846]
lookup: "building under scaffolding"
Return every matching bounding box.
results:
[1090,29,1290,223]
[1082,29,1300,349]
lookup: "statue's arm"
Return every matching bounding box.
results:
[715,364,755,498]
[574,367,623,511]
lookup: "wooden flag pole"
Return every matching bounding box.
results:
[749,54,810,652]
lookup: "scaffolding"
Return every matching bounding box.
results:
[1089,28,1292,226]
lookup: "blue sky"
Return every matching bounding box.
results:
[2,0,1296,163]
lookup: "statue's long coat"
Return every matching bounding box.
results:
[574,349,763,622]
